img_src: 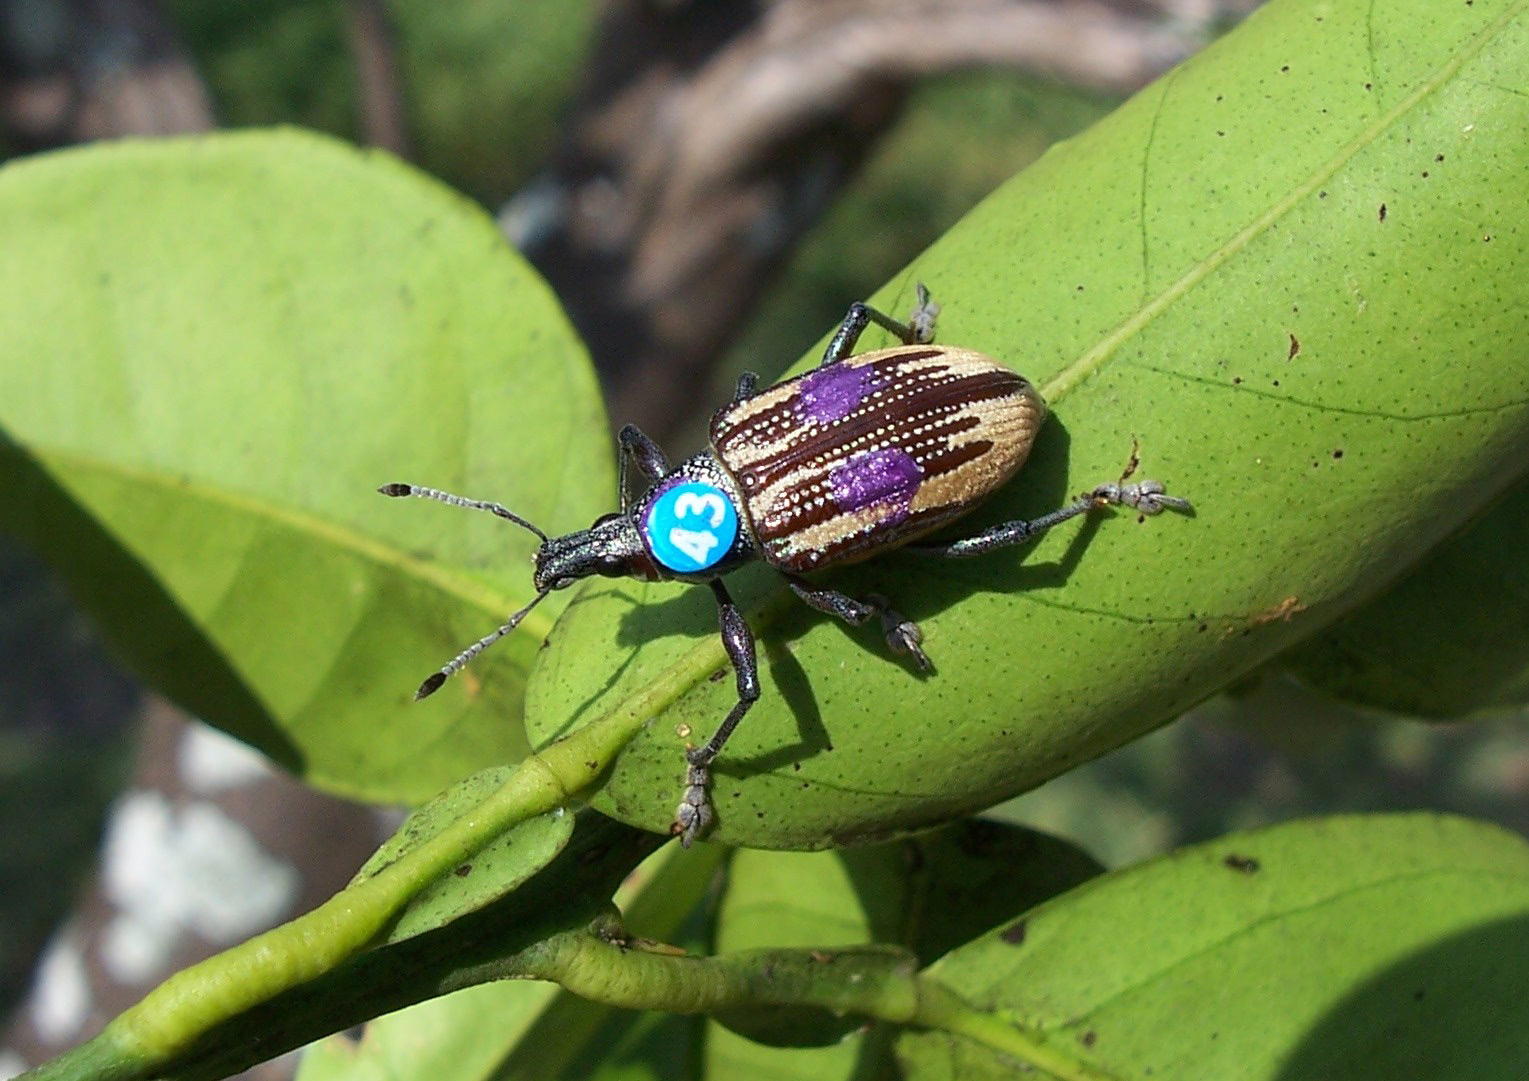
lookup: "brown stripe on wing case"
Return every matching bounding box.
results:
[710,350,908,450]
[712,347,985,470]
[770,500,970,572]
[719,354,1012,488]
[911,396,1045,515]
[748,397,1029,545]
[749,414,980,541]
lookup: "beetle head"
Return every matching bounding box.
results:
[534,512,658,591]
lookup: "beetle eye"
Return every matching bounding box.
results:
[599,554,627,576]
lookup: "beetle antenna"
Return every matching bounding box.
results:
[378,483,548,542]
[414,589,553,700]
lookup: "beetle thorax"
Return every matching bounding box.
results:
[633,454,756,580]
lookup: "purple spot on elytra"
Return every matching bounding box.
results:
[830,448,923,524]
[798,363,879,424]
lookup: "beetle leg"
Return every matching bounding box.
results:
[733,370,761,402]
[783,575,930,670]
[912,478,1192,559]
[618,424,671,511]
[819,282,940,366]
[675,579,761,847]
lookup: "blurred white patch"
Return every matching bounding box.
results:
[28,933,90,1044]
[177,724,271,794]
[0,1048,29,1079]
[99,791,300,984]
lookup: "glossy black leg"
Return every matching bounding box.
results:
[819,283,939,366]
[783,575,929,670]
[674,579,761,846]
[915,479,1192,559]
[618,423,671,511]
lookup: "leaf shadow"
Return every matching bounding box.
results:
[0,437,306,772]
[1275,913,1529,1079]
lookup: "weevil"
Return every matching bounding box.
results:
[382,286,1190,846]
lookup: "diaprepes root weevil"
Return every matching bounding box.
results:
[382,285,1190,846]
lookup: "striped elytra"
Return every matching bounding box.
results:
[710,345,1046,573]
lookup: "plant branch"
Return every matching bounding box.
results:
[18,665,699,1081]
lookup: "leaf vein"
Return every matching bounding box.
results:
[1132,362,1529,421]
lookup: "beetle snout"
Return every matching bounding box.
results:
[532,516,652,592]
[531,545,561,594]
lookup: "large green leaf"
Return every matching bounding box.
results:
[0,129,610,803]
[898,814,1529,1081]
[527,0,1529,848]
[293,983,561,1081]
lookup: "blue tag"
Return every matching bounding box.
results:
[643,481,740,573]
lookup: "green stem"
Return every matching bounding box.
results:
[511,924,1122,1081]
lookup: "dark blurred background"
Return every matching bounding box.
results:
[5,2,1525,1077]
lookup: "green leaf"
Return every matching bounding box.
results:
[294,983,560,1081]
[527,0,1529,847]
[354,766,575,944]
[1281,471,1529,717]
[898,813,1529,1081]
[0,129,611,804]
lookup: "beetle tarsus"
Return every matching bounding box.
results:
[1089,478,1193,516]
[866,592,931,671]
[908,282,940,345]
[673,758,714,848]
[784,578,930,670]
